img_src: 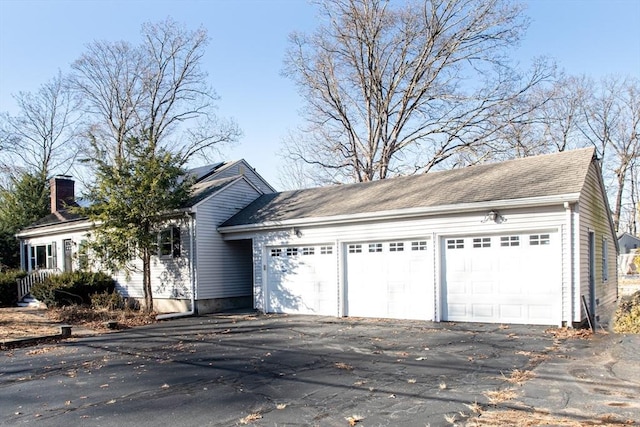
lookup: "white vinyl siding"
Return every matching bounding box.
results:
[194,178,262,300]
[21,228,91,273]
[576,164,618,324]
[113,219,192,300]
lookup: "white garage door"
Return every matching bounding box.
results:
[443,232,561,325]
[266,245,338,315]
[345,239,434,320]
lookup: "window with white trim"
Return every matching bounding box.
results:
[286,247,298,256]
[500,236,519,247]
[389,242,404,252]
[412,241,427,251]
[159,227,181,258]
[30,243,56,270]
[368,243,383,253]
[320,246,333,255]
[301,247,315,255]
[602,237,608,281]
[473,237,491,248]
[348,244,362,253]
[530,234,550,246]
[447,239,464,249]
[270,248,282,257]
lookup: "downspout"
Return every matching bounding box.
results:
[157,212,197,320]
[564,201,574,327]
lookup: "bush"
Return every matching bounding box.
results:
[613,291,640,334]
[0,270,26,307]
[31,271,116,307]
[91,290,125,310]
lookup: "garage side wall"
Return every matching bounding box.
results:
[577,163,618,326]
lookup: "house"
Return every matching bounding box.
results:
[218,147,618,327]
[617,232,640,277]
[15,160,275,314]
[617,232,640,254]
[17,148,618,327]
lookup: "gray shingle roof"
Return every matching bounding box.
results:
[22,173,242,231]
[25,206,85,229]
[182,175,241,207]
[222,148,596,227]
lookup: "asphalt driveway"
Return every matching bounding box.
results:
[0,314,637,426]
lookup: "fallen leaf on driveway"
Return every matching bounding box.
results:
[334,362,353,371]
[239,413,262,424]
[346,414,364,425]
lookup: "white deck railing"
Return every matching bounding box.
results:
[16,269,59,301]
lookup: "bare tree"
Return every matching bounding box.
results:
[70,18,242,312]
[71,18,241,164]
[0,72,80,178]
[282,0,553,184]
[535,74,589,153]
[71,41,145,161]
[582,76,640,232]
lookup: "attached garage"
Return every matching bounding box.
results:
[220,148,618,328]
[345,239,433,320]
[265,244,338,315]
[442,232,562,325]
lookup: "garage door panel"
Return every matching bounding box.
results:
[472,304,495,318]
[267,245,338,316]
[444,233,561,325]
[472,280,494,294]
[346,239,434,321]
[500,305,524,319]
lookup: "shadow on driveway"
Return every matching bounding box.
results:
[1,314,636,426]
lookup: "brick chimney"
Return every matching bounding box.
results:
[50,176,75,213]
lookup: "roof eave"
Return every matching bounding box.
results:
[16,218,94,238]
[219,193,581,234]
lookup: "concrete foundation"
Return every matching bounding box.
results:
[135,296,252,314]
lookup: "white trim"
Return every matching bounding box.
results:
[564,202,574,325]
[219,193,581,234]
[213,159,277,193]
[16,219,93,238]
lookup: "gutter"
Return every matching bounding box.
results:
[156,211,198,320]
[16,218,94,238]
[219,193,582,234]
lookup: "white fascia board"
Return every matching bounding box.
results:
[218,193,581,234]
[16,219,95,239]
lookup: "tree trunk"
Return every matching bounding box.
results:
[142,247,153,313]
[613,170,626,233]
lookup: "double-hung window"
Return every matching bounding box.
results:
[159,227,181,258]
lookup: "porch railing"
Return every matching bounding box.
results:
[16,269,59,301]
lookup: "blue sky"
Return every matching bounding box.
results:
[1,0,639,189]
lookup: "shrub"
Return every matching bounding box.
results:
[0,270,26,307]
[613,291,640,334]
[31,271,116,307]
[91,290,126,310]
